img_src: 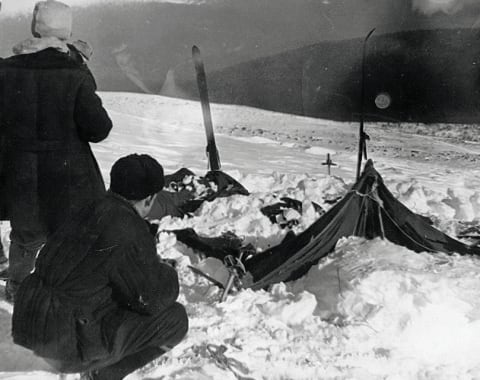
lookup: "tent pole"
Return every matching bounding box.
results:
[378,204,385,239]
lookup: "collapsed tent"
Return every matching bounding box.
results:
[241,160,480,290]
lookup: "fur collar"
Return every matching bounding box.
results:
[13,37,69,56]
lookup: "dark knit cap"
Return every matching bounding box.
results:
[110,154,164,200]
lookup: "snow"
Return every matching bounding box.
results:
[2,92,480,379]
[304,146,336,156]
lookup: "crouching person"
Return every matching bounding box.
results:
[11,154,189,380]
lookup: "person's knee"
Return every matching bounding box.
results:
[176,303,189,339]
[163,302,188,348]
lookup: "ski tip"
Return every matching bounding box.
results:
[366,28,376,40]
[192,45,200,54]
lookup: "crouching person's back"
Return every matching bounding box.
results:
[12,154,188,380]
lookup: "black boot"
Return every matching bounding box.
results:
[5,279,19,303]
[95,347,166,380]
[0,242,7,266]
[79,370,100,380]
[0,267,8,280]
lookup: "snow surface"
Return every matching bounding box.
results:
[2,92,480,379]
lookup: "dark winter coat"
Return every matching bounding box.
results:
[12,192,180,364]
[0,48,112,230]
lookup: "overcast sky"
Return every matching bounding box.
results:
[1,0,101,15]
[2,0,480,16]
[0,0,201,15]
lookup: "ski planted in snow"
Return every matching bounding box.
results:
[356,28,375,180]
[192,45,221,172]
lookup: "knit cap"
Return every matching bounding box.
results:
[110,154,165,201]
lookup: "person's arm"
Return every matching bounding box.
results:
[146,190,190,220]
[109,242,180,315]
[74,72,113,143]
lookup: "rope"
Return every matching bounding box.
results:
[351,180,435,252]
[192,343,255,380]
[350,180,387,239]
[369,182,385,239]
[380,206,436,253]
[352,195,368,236]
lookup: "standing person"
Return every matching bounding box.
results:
[0,0,112,301]
[12,154,189,380]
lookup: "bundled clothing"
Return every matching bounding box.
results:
[12,192,188,378]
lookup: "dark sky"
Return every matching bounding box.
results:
[2,0,480,50]
[313,0,480,40]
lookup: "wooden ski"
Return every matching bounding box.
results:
[192,45,221,171]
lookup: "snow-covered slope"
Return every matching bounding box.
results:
[2,92,480,379]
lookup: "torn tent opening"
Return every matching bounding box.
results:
[242,160,480,290]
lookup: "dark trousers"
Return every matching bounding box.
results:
[8,227,46,285]
[0,238,6,264]
[52,302,189,380]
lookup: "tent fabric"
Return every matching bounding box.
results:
[171,228,249,261]
[242,160,480,290]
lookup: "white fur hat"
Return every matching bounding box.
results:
[32,1,72,40]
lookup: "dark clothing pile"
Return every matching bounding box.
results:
[12,192,188,376]
[260,196,324,228]
[147,168,249,220]
[172,228,255,262]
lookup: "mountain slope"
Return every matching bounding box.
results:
[168,28,480,123]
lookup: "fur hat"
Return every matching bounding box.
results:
[32,1,72,40]
[110,154,165,201]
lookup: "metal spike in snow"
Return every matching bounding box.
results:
[192,45,221,172]
[220,253,246,302]
[356,28,375,181]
